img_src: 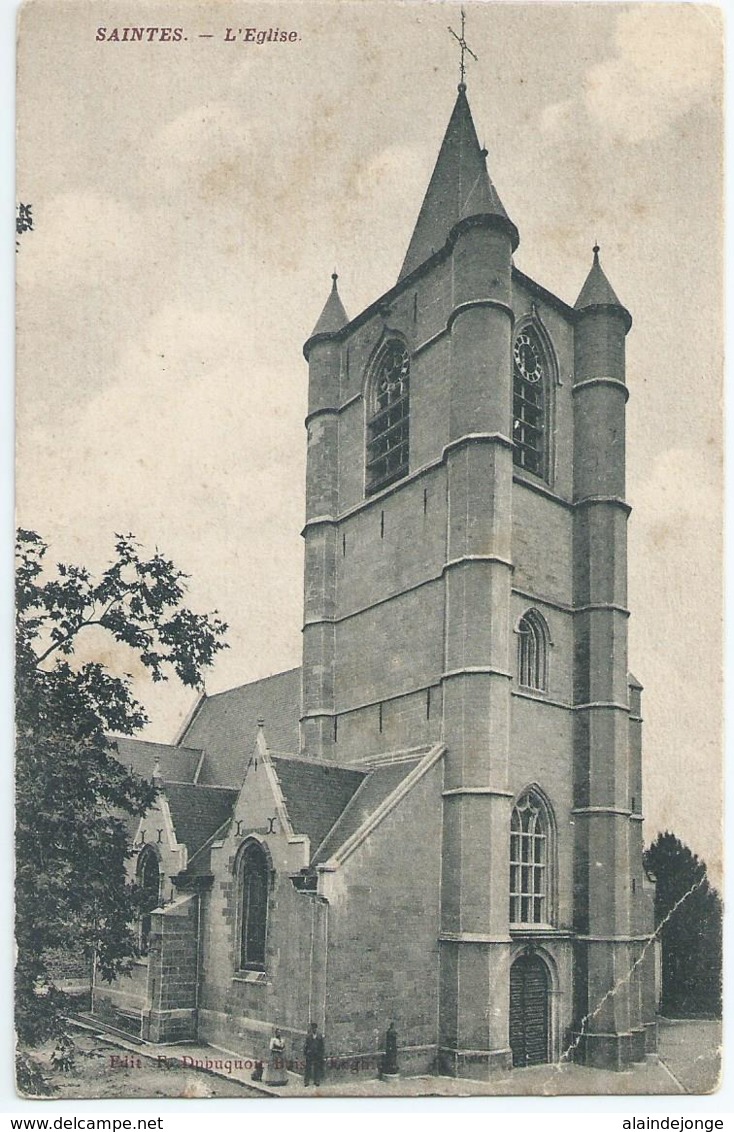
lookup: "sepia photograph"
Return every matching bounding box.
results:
[14,0,723,1100]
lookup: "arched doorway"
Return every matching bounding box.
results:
[510,952,550,1067]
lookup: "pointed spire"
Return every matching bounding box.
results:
[308,271,349,339]
[398,87,517,283]
[575,244,631,329]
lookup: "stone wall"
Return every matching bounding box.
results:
[320,759,443,1074]
[92,959,148,1038]
[144,894,199,1043]
[197,759,319,1063]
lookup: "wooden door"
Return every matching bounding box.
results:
[509,953,549,1067]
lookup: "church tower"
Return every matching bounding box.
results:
[301,81,657,1075]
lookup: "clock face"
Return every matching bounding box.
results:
[514,332,543,383]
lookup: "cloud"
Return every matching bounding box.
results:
[16,298,308,738]
[145,101,258,204]
[327,143,431,279]
[542,7,720,144]
[16,301,305,548]
[540,99,576,138]
[346,144,427,209]
[155,101,254,169]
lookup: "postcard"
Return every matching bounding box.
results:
[14,0,723,1099]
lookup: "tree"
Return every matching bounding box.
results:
[15,529,228,1048]
[643,832,722,1019]
[16,202,33,251]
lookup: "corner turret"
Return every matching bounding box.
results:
[573,244,631,501]
[301,273,347,760]
[574,244,631,331]
[571,244,639,1067]
[303,271,348,423]
[304,272,349,359]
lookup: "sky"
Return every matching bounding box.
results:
[14,1,724,886]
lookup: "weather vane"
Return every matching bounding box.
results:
[448,7,477,88]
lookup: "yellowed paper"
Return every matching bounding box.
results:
[15,0,723,1099]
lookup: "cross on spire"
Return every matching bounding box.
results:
[448,7,477,90]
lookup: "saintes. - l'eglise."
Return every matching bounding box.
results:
[92,77,658,1078]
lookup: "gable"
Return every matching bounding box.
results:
[164,783,239,860]
[179,668,301,787]
[270,754,365,854]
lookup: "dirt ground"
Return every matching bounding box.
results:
[18,1031,264,1100]
[18,1017,721,1100]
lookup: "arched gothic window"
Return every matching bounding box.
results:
[137,846,161,954]
[239,841,269,971]
[513,328,547,479]
[510,790,552,925]
[517,609,549,691]
[366,343,410,495]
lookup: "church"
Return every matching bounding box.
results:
[92,75,659,1079]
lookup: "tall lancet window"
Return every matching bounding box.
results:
[517,609,549,692]
[510,790,551,926]
[513,329,546,478]
[137,846,161,954]
[366,343,410,495]
[239,840,269,970]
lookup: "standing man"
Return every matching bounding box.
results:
[303,1021,325,1087]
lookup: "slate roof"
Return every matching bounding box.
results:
[270,754,366,853]
[398,86,517,282]
[161,752,424,876]
[180,668,301,788]
[312,758,421,865]
[164,782,238,859]
[112,736,202,784]
[307,274,349,341]
[574,247,630,328]
[112,675,438,877]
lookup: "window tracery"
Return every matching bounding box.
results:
[366,343,410,495]
[510,790,551,926]
[517,609,549,691]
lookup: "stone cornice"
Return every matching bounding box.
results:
[513,474,574,510]
[575,301,632,334]
[442,787,513,798]
[573,376,629,402]
[444,553,514,573]
[572,806,633,817]
[442,666,513,681]
[574,495,632,516]
[304,404,341,428]
[443,431,515,457]
[439,932,513,944]
[446,298,515,333]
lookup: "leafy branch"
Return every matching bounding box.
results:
[15,529,229,1053]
